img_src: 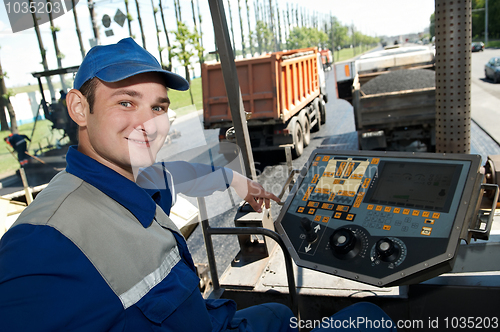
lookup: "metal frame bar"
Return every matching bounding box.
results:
[198,197,299,316]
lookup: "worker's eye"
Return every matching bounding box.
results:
[120,101,132,107]
[152,106,167,113]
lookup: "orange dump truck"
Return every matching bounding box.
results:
[201,47,328,158]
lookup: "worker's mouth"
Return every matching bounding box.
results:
[127,137,154,147]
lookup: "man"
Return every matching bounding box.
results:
[4,132,31,167]
[0,37,294,332]
[0,38,395,331]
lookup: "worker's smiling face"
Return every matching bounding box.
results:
[82,73,170,179]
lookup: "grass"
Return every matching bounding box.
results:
[487,40,500,48]
[333,44,378,63]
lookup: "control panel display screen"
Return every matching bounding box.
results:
[365,161,462,213]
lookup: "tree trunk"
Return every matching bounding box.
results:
[238,0,246,57]
[87,0,100,45]
[159,0,172,70]
[0,59,16,133]
[245,0,253,56]
[47,0,68,92]
[30,0,55,101]
[72,0,86,59]
[227,0,236,54]
[135,0,146,48]
[124,0,133,38]
[151,0,164,66]
[196,0,204,63]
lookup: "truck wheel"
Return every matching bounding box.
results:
[320,99,326,125]
[311,98,322,132]
[300,115,311,147]
[292,123,304,158]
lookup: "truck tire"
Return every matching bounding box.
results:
[299,112,311,147]
[311,98,322,132]
[320,99,326,125]
[292,121,304,158]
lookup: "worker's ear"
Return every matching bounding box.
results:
[66,89,89,126]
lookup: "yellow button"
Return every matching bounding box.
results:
[403,209,410,215]
[367,205,374,210]
[393,208,401,214]
[375,205,383,211]
[432,213,441,219]
[384,206,392,213]
[412,210,420,216]
[422,211,430,218]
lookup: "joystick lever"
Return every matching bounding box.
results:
[300,218,318,243]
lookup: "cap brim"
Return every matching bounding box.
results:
[96,62,190,91]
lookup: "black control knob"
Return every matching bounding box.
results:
[300,218,318,243]
[330,228,356,255]
[376,238,400,262]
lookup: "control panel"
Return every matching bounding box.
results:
[274,150,483,287]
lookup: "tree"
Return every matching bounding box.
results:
[30,0,55,101]
[0,56,16,133]
[286,26,327,50]
[124,0,134,38]
[246,0,254,56]
[47,0,68,92]
[429,12,435,39]
[238,0,246,56]
[227,0,236,53]
[254,21,273,54]
[159,0,172,70]
[171,21,199,104]
[150,0,164,66]
[135,0,146,48]
[72,0,86,59]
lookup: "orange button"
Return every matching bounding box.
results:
[412,210,420,217]
[432,213,441,219]
[367,204,374,210]
[383,225,391,230]
[298,207,305,213]
[308,201,319,208]
[393,208,401,214]
[315,156,321,161]
[322,216,330,223]
[371,158,380,164]
[314,215,322,222]
[346,214,354,221]
[384,206,392,213]
[322,156,330,162]
[422,211,430,218]
[403,209,410,215]
[375,205,383,211]
[334,212,342,219]
[424,219,435,224]
[308,209,316,215]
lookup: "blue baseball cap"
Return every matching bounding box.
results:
[73,38,189,91]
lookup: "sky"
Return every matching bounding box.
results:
[0,0,436,87]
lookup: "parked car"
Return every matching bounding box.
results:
[472,42,484,52]
[485,57,500,83]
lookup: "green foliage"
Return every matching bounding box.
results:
[430,13,435,38]
[50,26,60,33]
[287,27,328,50]
[127,14,134,22]
[253,21,274,53]
[171,21,199,74]
[472,0,500,39]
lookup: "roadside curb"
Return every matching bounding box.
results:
[174,109,203,125]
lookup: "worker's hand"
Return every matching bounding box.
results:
[231,172,280,212]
